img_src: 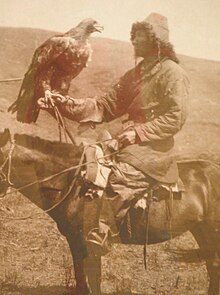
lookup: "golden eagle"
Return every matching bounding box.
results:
[8,18,103,123]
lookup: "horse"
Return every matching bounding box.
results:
[1,128,220,295]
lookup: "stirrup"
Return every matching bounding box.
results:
[86,227,113,256]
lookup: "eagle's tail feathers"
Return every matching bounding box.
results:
[8,100,18,113]
[9,68,39,123]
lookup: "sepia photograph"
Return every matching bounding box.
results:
[0,0,220,294]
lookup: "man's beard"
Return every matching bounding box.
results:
[133,48,144,58]
[134,47,158,60]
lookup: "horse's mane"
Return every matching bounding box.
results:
[14,134,220,163]
[14,134,83,160]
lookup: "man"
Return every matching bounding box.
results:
[39,13,189,252]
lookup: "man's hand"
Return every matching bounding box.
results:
[45,90,53,105]
[37,96,53,109]
[118,129,136,147]
[37,90,54,109]
[51,93,69,104]
[38,92,68,109]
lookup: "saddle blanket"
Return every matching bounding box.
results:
[134,179,184,210]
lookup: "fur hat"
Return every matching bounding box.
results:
[144,13,169,42]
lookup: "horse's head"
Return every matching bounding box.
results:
[0,128,14,195]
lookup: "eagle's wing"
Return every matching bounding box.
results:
[8,35,72,123]
[30,35,72,71]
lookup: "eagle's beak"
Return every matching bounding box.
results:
[94,24,104,33]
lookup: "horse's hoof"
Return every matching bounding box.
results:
[62,287,76,295]
[74,286,91,295]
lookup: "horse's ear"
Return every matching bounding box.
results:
[0,128,11,147]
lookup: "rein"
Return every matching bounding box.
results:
[49,93,75,144]
[0,136,119,219]
[0,137,15,189]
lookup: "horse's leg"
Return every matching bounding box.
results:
[64,232,102,295]
[42,188,89,294]
[191,222,220,295]
[64,232,91,295]
[44,189,102,294]
[56,220,102,294]
[83,256,102,295]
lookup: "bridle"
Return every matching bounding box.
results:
[0,134,15,191]
[0,132,119,215]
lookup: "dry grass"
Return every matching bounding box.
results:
[0,192,209,294]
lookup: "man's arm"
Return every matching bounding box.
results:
[38,95,104,123]
[39,71,130,123]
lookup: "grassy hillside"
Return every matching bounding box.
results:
[0,27,134,101]
[0,26,220,157]
[0,28,220,157]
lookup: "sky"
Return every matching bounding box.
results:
[1,0,220,61]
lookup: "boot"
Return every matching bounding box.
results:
[83,194,119,256]
[86,220,113,256]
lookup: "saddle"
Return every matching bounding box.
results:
[81,130,185,255]
[81,129,184,201]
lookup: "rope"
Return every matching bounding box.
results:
[143,190,152,270]
[6,140,15,186]
[0,139,15,186]
[126,212,132,239]
[43,147,86,214]
[0,146,119,220]
[1,149,119,198]
[48,96,67,142]
[165,188,174,240]
[48,94,75,144]
[0,78,23,83]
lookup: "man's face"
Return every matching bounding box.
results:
[132,29,153,58]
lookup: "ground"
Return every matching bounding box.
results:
[0,192,208,295]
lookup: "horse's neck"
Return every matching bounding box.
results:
[10,143,76,209]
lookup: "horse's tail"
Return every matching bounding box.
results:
[208,162,220,198]
[202,161,220,218]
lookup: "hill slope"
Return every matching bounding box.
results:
[0,27,134,100]
[0,27,220,157]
